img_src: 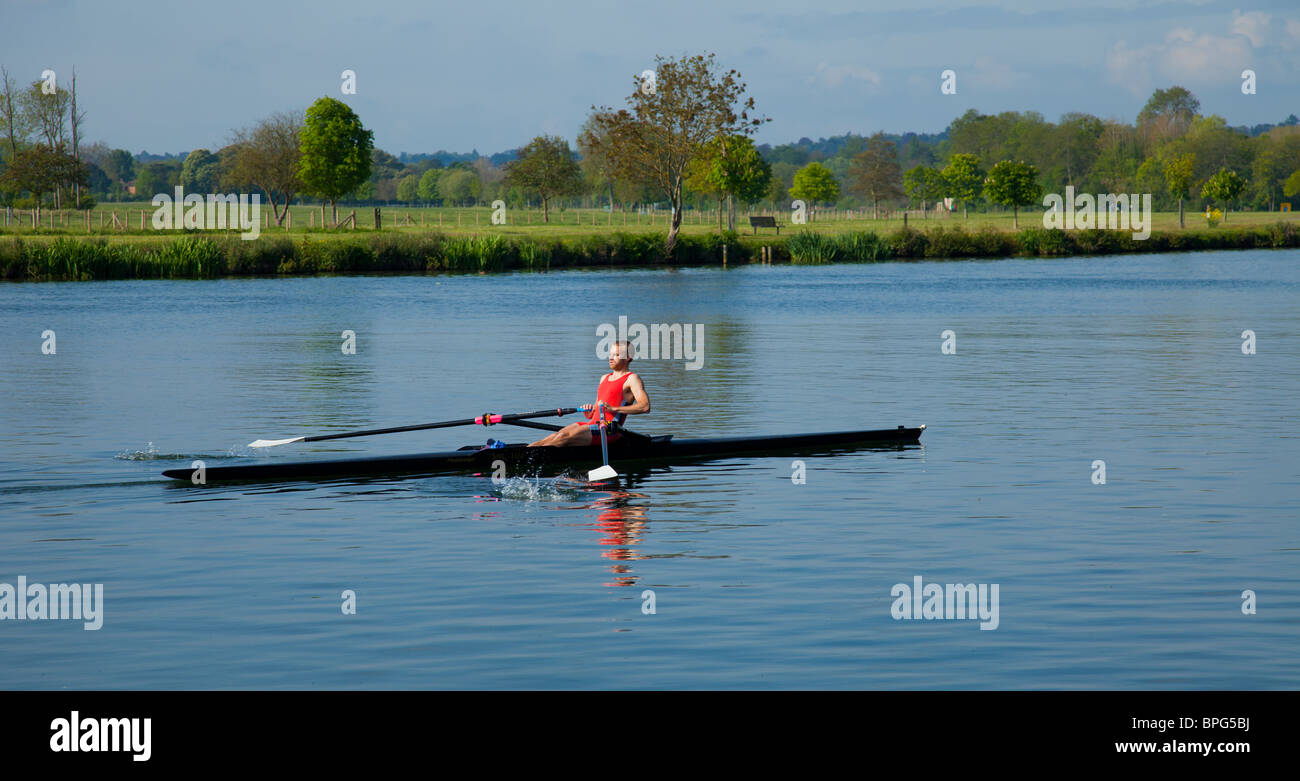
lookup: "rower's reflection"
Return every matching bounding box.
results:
[577,482,650,587]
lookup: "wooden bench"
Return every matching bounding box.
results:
[749,215,780,234]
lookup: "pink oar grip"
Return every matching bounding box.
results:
[474,414,503,425]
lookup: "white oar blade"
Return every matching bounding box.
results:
[247,436,306,449]
[587,464,619,481]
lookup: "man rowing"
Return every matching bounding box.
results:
[528,340,650,447]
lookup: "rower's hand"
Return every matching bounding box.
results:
[581,404,595,414]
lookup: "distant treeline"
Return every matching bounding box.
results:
[3,57,1299,222]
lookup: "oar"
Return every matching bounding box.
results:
[248,407,578,448]
[587,402,619,481]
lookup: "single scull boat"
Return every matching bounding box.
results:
[161,426,925,483]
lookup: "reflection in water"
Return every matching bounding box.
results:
[583,484,650,588]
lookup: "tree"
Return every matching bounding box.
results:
[903,165,948,215]
[1250,129,1300,211]
[1137,86,1200,142]
[686,134,771,231]
[0,144,85,220]
[298,97,374,225]
[180,148,221,193]
[1092,121,1140,194]
[941,153,984,218]
[1053,113,1104,188]
[503,135,584,222]
[847,133,903,219]
[101,148,135,188]
[580,52,768,255]
[438,168,480,206]
[417,168,442,203]
[225,112,304,226]
[983,160,1042,229]
[1162,152,1195,228]
[789,162,839,217]
[68,68,87,207]
[133,162,174,201]
[1283,169,1300,199]
[1200,168,1246,221]
[22,79,69,151]
[397,174,420,204]
[0,66,31,159]
[577,115,642,211]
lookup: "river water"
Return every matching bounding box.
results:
[1,249,1296,688]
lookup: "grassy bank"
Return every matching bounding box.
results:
[3,222,1298,281]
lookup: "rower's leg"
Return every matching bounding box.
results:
[528,422,591,447]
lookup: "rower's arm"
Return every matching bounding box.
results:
[616,373,650,415]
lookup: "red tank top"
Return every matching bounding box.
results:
[588,373,632,424]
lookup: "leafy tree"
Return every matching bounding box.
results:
[0,144,85,219]
[180,148,221,193]
[903,165,948,214]
[225,112,303,225]
[1162,152,1196,228]
[102,148,136,189]
[686,134,771,231]
[1137,86,1200,142]
[298,97,374,225]
[397,174,419,204]
[941,153,984,218]
[847,133,903,219]
[983,160,1042,229]
[581,52,768,255]
[134,161,178,200]
[370,149,403,183]
[1250,130,1300,211]
[417,169,442,203]
[764,173,788,209]
[1053,113,1105,188]
[503,135,584,222]
[789,161,839,217]
[1092,121,1140,193]
[0,66,32,159]
[1283,169,1300,199]
[438,168,480,206]
[1200,168,1246,220]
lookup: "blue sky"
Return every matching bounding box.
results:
[3,0,1298,156]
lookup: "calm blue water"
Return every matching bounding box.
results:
[1,250,1297,689]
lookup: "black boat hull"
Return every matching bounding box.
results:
[161,426,925,483]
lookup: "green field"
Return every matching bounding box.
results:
[4,201,1299,282]
[6,202,1298,242]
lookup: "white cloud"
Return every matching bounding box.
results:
[808,62,882,88]
[1285,19,1300,49]
[1230,10,1271,48]
[965,56,1029,90]
[1104,16,1268,94]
